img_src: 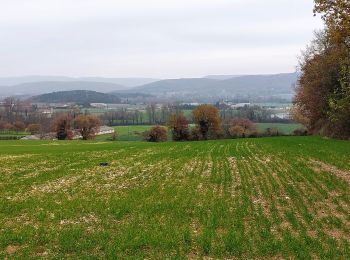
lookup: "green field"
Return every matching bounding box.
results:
[1,137,349,258]
[256,123,304,134]
[0,130,30,140]
[96,125,155,141]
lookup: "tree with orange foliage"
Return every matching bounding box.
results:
[293,1,350,139]
[74,115,101,140]
[192,105,222,140]
[293,31,332,132]
[166,113,190,141]
[143,126,167,142]
[229,118,257,138]
[314,0,350,48]
[229,125,245,139]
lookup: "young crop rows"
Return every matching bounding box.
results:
[0,137,349,258]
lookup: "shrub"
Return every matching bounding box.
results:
[0,121,5,130]
[229,125,245,138]
[143,126,167,142]
[27,124,41,134]
[167,113,190,141]
[192,105,222,140]
[189,126,202,141]
[74,115,101,140]
[264,128,282,137]
[293,128,308,136]
[228,118,257,138]
[53,114,73,140]
[111,132,118,141]
[247,130,261,138]
[3,123,15,130]
[13,121,26,132]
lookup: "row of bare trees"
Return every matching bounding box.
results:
[144,105,266,142]
[101,104,183,126]
[100,104,283,127]
[101,109,145,126]
[0,98,53,135]
[0,97,102,139]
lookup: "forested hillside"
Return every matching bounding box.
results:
[30,90,121,104]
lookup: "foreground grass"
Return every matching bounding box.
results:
[0,137,349,258]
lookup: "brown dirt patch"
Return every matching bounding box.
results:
[310,159,350,184]
[325,229,350,240]
[6,245,19,254]
[227,157,241,192]
[191,220,201,236]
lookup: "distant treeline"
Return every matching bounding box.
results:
[100,104,290,126]
[30,90,121,104]
[220,105,289,123]
[0,97,291,141]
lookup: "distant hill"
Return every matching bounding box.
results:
[77,77,160,87]
[204,75,243,80]
[0,76,75,86]
[30,90,121,104]
[0,73,299,101]
[128,72,299,101]
[0,77,160,97]
[0,81,126,96]
[130,78,219,93]
[108,91,154,98]
[0,76,159,87]
[216,73,299,95]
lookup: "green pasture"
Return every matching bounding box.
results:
[256,123,304,134]
[0,136,349,258]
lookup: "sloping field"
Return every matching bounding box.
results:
[0,137,349,258]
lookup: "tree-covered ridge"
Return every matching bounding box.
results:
[30,90,121,104]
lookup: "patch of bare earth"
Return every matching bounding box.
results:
[186,220,202,259]
[203,156,213,177]
[0,154,36,162]
[182,159,199,175]
[10,175,82,201]
[5,245,19,254]
[252,156,305,238]
[306,160,350,241]
[227,157,241,195]
[325,229,350,240]
[309,159,350,184]
[59,214,100,226]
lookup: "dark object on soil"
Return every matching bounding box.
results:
[99,162,109,167]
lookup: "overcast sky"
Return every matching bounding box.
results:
[0,0,323,78]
